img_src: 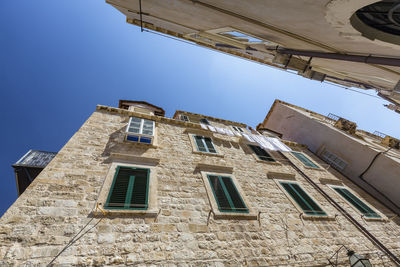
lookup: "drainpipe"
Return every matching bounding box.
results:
[279,151,400,266]
[272,48,400,68]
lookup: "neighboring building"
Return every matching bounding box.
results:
[12,150,57,195]
[258,99,400,217]
[107,0,400,111]
[0,100,400,266]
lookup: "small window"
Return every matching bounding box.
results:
[208,175,248,213]
[105,166,149,210]
[291,151,319,168]
[332,186,380,218]
[218,31,263,43]
[248,144,275,162]
[193,135,217,153]
[179,114,190,122]
[321,150,347,171]
[280,181,326,216]
[232,126,244,133]
[200,118,210,125]
[126,117,155,144]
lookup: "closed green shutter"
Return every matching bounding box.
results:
[291,152,319,168]
[333,187,380,218]
[280,182,326,216]
[248,144,275,162]
[105,166,149,210]
[208,175,248,213]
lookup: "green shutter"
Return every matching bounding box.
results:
[204,137,216,153]
[291,152,319,168]
[280,182,326,216]
[208,175,248,213]
[105,167,149,210]
[194,136,216,153]
[333,187,380,218]
[194,135,207,152]
[248,145,275,162]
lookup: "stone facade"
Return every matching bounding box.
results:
[0,103,399,266]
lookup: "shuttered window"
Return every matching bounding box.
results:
[126,117,155,144]
[105,166,149,210]
[180,115,190,122]
[232,126,244,133]
[200,118,210,125]
[291,152,319,168]
[193,135,217,153]
[208,175,248,213]
[333,187,380,218]
[248,144,275,162]
[280,182,326,216]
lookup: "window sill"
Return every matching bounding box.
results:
[303,165,325,171]
[93,207,159,218]
[256,159,282,165]
[213,210,258,220]
[192,151,224,158]
[123,139,158,148]
[362,216,387,222]
[300,213,336,221]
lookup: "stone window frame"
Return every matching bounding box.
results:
[187,132,223,158]
[327,184,386,221]
[200,170,258,220]
[95,161,158,217]
[273,178,334,220]
[289,151,324,170]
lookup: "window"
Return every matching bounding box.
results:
[332,186,380,218]
[280,181,327,216]
[179,114,190,122]
[200,118,210,125]
[248,144,275,162]
[126,117,155,144]
[193,135,217,153]
[218,30,264,43]
[105,166,149,210]
[291,151,319,168]
[232,126,244,133]
[208,175,248,213]
[321,150,347,171]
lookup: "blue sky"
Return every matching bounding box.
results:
[0,0,399,216]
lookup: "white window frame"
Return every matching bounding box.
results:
[125,117,156,145]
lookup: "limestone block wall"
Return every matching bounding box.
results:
[0,107,399,266]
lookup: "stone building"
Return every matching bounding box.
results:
[258,99,400,217]
[0,100,400,266]
[107,0,400,112]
